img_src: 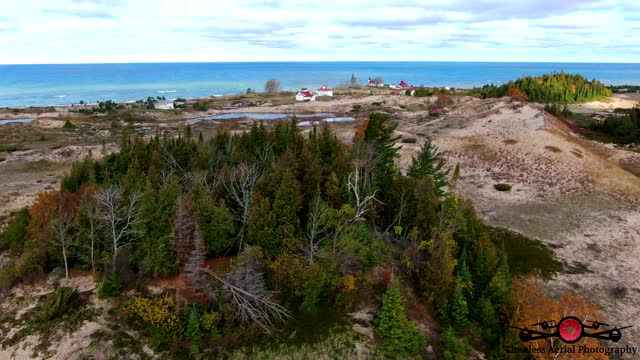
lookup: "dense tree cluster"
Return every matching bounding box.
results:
[590,107,640,145]
[471,72,612,103]
[0,114,515,356]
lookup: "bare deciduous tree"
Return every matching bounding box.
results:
[304,195,330,264]
[185,237,289,333]
[224,162,259,249]
[254,140,274,165]
[94,185,141,273]
[49,199,78,279]
[203,249,290,332]
[79,193,103,277]
[264,79,281,93]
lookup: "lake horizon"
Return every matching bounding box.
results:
[2,61,640,108]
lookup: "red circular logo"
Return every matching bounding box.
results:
[558,317,583,343]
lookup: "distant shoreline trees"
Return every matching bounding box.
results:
[471,72,612,103]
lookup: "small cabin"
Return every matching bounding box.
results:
[316,85,333,97]
[368,77,385,87]
[154,100,174,110]
[296,88,316,101]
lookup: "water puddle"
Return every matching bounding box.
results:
[0,118,35,125]
[297,117,356,126]
[184,112,353,125]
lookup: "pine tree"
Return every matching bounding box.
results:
[408,138,449,197]
[185,306,202,355]
[422,230,456,306]
[323,172,342,208]
[450,275,470,328]
[246,195,277,255]
[192,184,236,256]
[271,172,303,253]
[139,176,181,277]
[363,112,400,178]
[376,284,422,356]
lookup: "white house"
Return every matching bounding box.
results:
[296,88,316,101]
[154,100,174,110]
[368,77,385,87]
[316,85,333,97]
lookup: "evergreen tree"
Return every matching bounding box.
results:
[139,176,181,277]
[450,275,470,328]
[192,184,236,256]
[376,284,422,356]
[407,138,449,197]
[363,112,400,178]
[271,172,303,253]
[246,195,277,255]
[422,229,456,307]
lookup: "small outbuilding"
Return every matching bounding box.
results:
[296,88,316,101]
[368,77,385,87]
[154,100,174,110]
[316,85,333,97]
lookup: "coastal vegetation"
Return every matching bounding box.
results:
[471,72,612,103]
[609,85,640,93]
[1,114,521,357]
[589,107,640,145]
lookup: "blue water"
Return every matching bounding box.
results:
[197,112,336,121]
[0,118,34,125]
[1,62,639,108]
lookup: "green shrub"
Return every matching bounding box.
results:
[185,306,203,356]
[442,329,473,360]
[193,101,209,111]
[1,208,30,251]
[40,287,79,320]
[63,120,76,129]
[401,137,417,144]
[493,183,512,192]
[98,273,121,299]
[376,285,423,356]
[6,249,48,285]
[0,144,21,152]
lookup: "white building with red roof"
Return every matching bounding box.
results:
[296,88,316,101]
[316,85,333,97]
[368,77,385,87]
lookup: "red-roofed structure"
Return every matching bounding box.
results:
[316,85,333,97]
[296,88,316,101]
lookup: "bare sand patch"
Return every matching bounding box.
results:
[393,96,640,347]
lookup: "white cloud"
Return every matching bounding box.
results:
[0,0,638,63]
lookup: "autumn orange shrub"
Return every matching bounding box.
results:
[512,277,606,360]
[342,275,356,292]
[436,94,453,108]
[506,87,529,102]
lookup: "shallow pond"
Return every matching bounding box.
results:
[190,112,336,122]
[489,226,564,278]
[0,118,34,125]
[297,117,356,126]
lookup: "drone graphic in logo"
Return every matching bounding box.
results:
[510,316,632,344]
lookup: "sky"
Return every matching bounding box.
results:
[0,0,639,64]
